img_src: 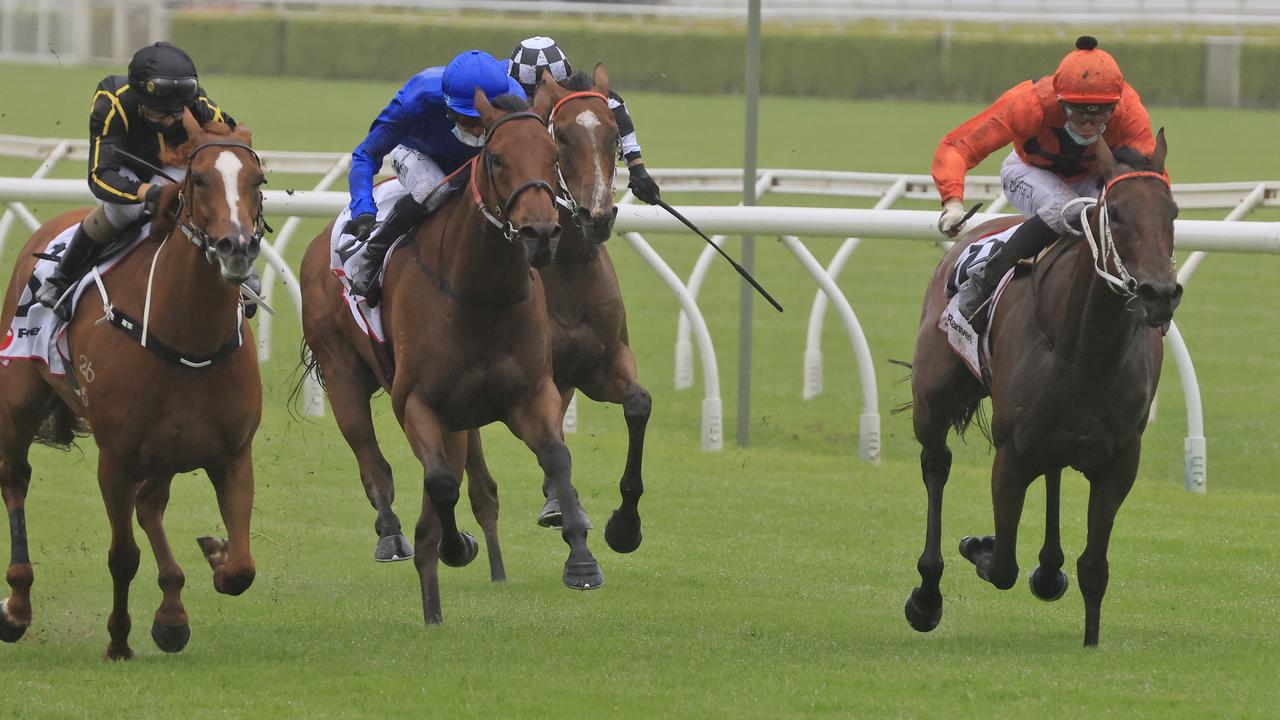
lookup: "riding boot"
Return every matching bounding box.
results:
[34,224,105,321]
[349,194,427,303]
[955,214,1058,330]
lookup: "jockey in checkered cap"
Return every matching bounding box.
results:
[933,35,1156,330]
[507,36,662,205]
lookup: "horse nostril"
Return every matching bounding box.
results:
[215,237,235,256]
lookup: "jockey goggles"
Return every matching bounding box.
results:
[1061,101,1116,122]
[139,76,198,109]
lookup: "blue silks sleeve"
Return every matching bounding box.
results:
[348,103,410,218]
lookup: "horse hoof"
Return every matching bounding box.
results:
[537,497,563,528]
[904,588,943,633]
[375,534,414,562]
[1029,567,1070,602]
[563,559,604,590]
[604,510,642,554]
[440,531,479,568]
[958,535,995,565]
[0,599,28,643]
[151,621,191,653]
[103,644,134,661]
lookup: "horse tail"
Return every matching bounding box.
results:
[887,357,992,443]
[32,394,89,450]
[888,358,915,414]
[286,340,325,422]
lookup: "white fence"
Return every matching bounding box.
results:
[3,134,1279,491]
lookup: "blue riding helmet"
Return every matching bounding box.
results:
[442,50,513,117]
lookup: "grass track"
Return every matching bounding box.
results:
[0,63,1277,718]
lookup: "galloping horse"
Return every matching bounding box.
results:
[301,90,602,624]
[904,132,1181,646]
[465,68,650,560]
[0,116,264,659]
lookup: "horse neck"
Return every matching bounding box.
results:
[1046,240,1142,371]
[430,197,532,305]
[148,228,242,355]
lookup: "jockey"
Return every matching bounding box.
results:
[343,50,525,299]
[35,42,239,319]
[933,36,1156,328]
[506,36,662,206]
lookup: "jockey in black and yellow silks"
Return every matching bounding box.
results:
[35,42,239,319]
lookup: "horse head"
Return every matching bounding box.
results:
[538,66,619,245]
[474,89,562,268]
[170,115,266,284]
[1093,130,1182,327]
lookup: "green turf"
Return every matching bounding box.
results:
[0,63,1277,718]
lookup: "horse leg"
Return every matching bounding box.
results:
[199,448,256,597]
[135,474,191,652]
[959,445,1031,590]
[316,344,409,561]
[0,438,35,643]
[1078,442,1140,647]
[1029,468,1070,601]
[98,455,140,660]
[509,381,602,590]
[537,389,592,530]
[463,428,505,582]
[594,349,650,555]
[401,395,477,624]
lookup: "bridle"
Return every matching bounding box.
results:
[1061,170,1171,298]
[175,141,271,262]
[471,111,557,241]
[545,90,613,218]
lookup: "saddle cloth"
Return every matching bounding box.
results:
[938,222,1022,382]
[0,223,146,376]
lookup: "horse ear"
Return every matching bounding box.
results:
[474,87,499,125]
[592,63,611,96]
[1152,127,1167,172]
[532,77,555,120]
[1094,133,1116,179]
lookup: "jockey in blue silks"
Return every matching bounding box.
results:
[343,49,526,298]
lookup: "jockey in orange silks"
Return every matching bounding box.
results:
[933,35,1157,326]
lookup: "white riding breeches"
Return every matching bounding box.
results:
[101,165,187,230]
[388,145,447,204]
[999,151,1101,234]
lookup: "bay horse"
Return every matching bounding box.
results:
[466,68,650,559]
[903,132,1181,646]
[0,116,264,659]
[301,90,602,624]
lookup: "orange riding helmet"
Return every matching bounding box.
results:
[1053,36,1124,106]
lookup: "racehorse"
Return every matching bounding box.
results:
[0,116,265,659]
[300,90,602,624]
[464,68,650,562]
[903,131,1181,646]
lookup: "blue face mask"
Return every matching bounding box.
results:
[452,124,485,148]
[1065,122,1106,146]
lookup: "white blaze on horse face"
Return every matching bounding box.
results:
[575,109,609,207]
[214,150,244,233]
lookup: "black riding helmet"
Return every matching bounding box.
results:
[128,42,199,113]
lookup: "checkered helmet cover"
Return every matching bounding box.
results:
[507,36,573,91]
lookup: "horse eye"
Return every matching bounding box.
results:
[490,154,504,168]
[191,174,206,187]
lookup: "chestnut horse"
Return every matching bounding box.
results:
[903,132,1181,646]
[0,117,264,659]
[463,68,650,564]
[301,91,602,624]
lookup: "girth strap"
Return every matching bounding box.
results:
[106,306,244,369]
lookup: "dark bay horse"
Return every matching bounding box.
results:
[301,90,602,624]
[467,68,651,560]
[0,117,264,659]
[904,132,1181,646]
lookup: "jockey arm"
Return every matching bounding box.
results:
[190,86,236,129]
[608,90,661,204]
[348,100,412,219]
[932,81,1041,205]
[88,84,145,204]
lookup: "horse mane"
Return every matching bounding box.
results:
[491,94,530,112]
[1112,146,1161,173]
[149,111,254,242]
[561,71,593,92]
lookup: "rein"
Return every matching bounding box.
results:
[1064,170,1171,298]
[471,111,557,241]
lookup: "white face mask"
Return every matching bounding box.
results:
[1065,122,1106,146]
[452,124,485,148]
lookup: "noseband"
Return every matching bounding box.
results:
[1063,170,1171,297]
[473,111,557,241]
[175,141,271,262]
[546,91,613,218]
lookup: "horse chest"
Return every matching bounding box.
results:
[1006,373,1154,469]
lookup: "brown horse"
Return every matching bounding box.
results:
[464,68,650,560]
[0,116,264,659]
[301,90,602,624]
[903,132,1181,646]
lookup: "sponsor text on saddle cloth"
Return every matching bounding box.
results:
[329,167,468,344]
[938,222,1021,381]
[0,222,146,375]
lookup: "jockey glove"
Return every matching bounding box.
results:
[344,213,377,244]
[938,199,967,237]
[142,184,164,217]
[628,164,661,205]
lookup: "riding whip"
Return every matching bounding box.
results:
[650,198,784,313]
[113,149,182,185]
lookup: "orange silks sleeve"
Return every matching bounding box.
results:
[931,83,1030,203]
